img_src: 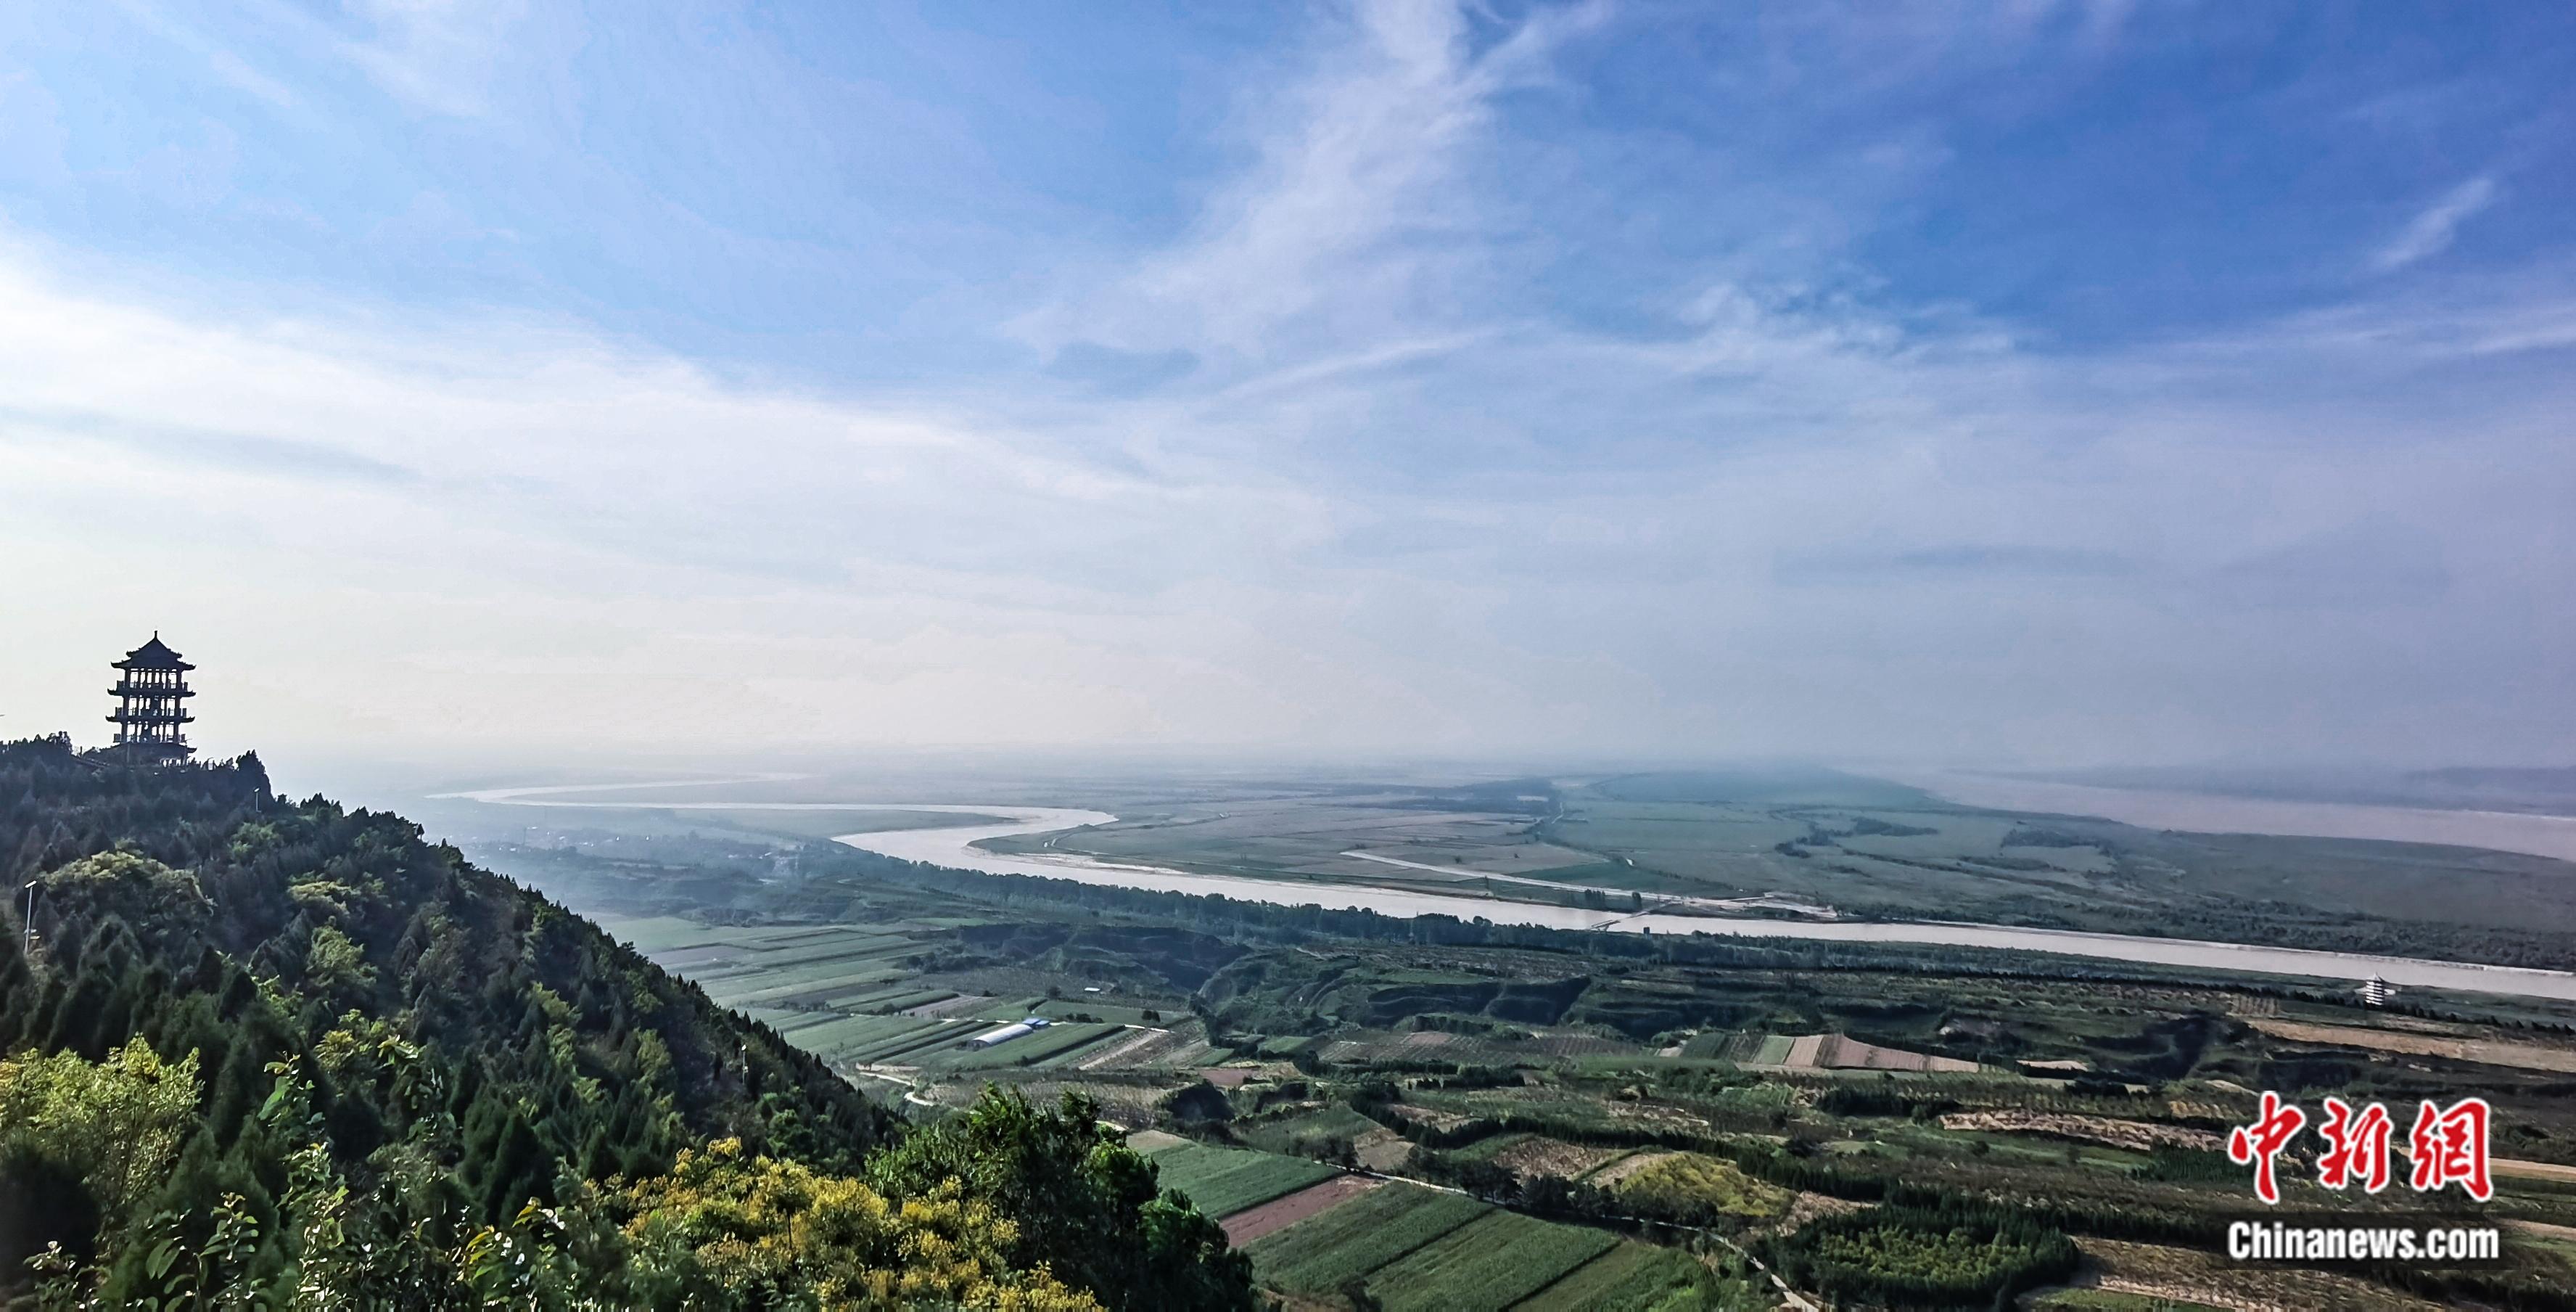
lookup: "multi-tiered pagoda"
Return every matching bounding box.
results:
[107,634,196,763]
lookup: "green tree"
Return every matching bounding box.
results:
[869,1087,1252,1311]
[0,1038,201,1274]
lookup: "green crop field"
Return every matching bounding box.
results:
[1031,1028,1136,1068]
[788,1014,942,1056]
[1024,996,1169,1026]
[1745,1034,1796,1065]
[693,931,913,971]
[696,948,913,986]
[1449,1131,1533,1163]
[1362,1210,1619,1312]
[695,943,913,985]
[846,1022,980,1064]
[915,1021,1125,1072]
[825,986,953,1011]
[590,914,736,954]
[1247,1182,1491,1293]
[1143,1142,1338,1218]
[704,967,908,1009]
[1243,1105,1384,1155]
[1510,1241,1713,1311]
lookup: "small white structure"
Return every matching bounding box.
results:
[965,1017,1053,1049]
[2359,976,2393,1007]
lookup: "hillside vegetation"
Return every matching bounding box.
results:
[0,737,1251,1308]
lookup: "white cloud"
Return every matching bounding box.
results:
[107,0,303,109]
[7,218,2572,771]
[1017,0,1605,368]
[2368,174,2501,274]
[333,0,534,117]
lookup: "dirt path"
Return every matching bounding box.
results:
[2495,1157,2576,1183]
[2248,1017,2576,1073]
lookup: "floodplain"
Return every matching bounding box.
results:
[446,766,2576,1308]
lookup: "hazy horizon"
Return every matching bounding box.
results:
[6,3,2573,769]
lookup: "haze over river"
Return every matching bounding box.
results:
[1898,771,2576,863]
[448,779,2576,1001]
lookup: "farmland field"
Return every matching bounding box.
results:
[1511,1242,1715,1311]
[923,1022,1127,1071]
[1246,1183,1491,1294]
[466,768,2576,1312]
[1242,1105,1382,1155]
[1143,1141,1340,1218]
[1362,1210,1619,1312]
[1219,1176,1379,1245]
[577,909,1213,1082]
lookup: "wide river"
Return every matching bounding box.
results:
[447,781,2576,1003]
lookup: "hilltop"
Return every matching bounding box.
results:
[0,737,1251,1308]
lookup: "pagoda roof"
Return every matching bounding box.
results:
[114,634,193,671]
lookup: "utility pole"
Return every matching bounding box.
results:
[21,879,37,961]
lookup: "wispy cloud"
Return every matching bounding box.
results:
[332,0,537,118]
[107,0,302,109]
[1020,0,1605,367]
[1777,544,2138,586]
[2369,174,2501,274]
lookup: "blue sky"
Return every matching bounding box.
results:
[2,1,2572,768]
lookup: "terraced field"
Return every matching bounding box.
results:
[586,912,1762,1308]
[1512,1240,1719,1311]
[1207,1149,1716,1310]
[590,913,1206,1075]
[1246,1179,1493,1295]
[1140,1141,1339,1219]
[1365,1210,1620,1312]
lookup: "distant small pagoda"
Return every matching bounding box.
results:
[107,634,196,764]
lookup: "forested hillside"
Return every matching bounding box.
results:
[0,737,1251,1308]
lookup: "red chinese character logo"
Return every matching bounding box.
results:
[2408,1097,2493,1201]
[2229,1090,2306,1204]
[2316,1097,2393,1193]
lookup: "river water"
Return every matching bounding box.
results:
[445,783,2576,1003]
